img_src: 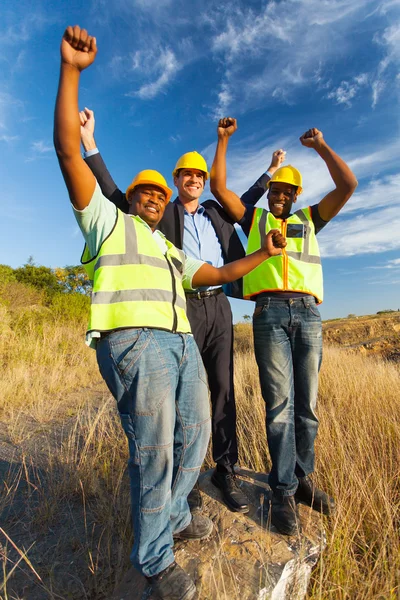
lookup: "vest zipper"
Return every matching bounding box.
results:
[281,220,289,290]
[166,257,178,333]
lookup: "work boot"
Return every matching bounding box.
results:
[270,492,300,536]
[211,469,249,513]
[187,482,202,514]
[295,475,336,516]
[147,562,196,600]
[173,514,213,541]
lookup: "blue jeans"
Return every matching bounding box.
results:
[96,328,211,577]
[252,296,323,496]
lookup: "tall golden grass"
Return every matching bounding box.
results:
[0,286,399,599]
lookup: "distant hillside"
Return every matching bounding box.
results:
[323,311,400,362]
[234,311,400,362]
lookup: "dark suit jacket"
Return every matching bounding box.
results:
[85,152,270,298]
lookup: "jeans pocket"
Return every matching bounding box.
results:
[306,302,321,318]
[253,302,269,319]
[109,329,150,377]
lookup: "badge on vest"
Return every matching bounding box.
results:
[286,223,305,238]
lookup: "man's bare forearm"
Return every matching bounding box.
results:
[210,136,245,222]
[192,247,270,287]
[314,139,358,221]
[316,140,357,195]
[54,64,81,159]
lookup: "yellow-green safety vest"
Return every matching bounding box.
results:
[81,210,192,336]
[243,207,323,303]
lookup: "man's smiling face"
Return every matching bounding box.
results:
[129,184,167,229]
[174,168,205,204]
[267,181,298,219]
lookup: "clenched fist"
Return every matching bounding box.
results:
[263,229,287,257]
[217,117,237,138]
[61,25,97,71]
[299,128,323,148]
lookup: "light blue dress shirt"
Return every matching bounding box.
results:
[182,205,224,291]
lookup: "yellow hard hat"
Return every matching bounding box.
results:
[267,165,303,195]
[172,151,209,180]
[126,170,173,203]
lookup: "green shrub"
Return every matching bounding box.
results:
[0,264,17,284]
[50,292,91,322]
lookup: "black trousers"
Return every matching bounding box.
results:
[186,291,238,472]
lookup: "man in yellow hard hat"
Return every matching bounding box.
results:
[210,117,358,536]
[54,26,287,599]
[80,112,286,515]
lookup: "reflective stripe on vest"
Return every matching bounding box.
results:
[81,211,191,335]
[243,207,323,303]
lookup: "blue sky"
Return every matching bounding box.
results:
[1,0,399,322]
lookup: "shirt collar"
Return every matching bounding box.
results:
[175,197,205,216]
[132,214,166,239]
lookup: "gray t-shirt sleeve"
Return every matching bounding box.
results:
[72,182,117,258]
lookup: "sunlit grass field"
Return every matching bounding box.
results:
[0,284,399,599]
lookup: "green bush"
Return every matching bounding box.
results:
[0,264,17,284]
[14,264,62,296]
[50,292,91,322]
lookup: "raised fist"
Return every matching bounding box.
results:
[217,117,237,138]
[299,128,323,148]
[79,107,96,150]
[263,229,287,257]
[270,149,286,169]
[61,25,97,71]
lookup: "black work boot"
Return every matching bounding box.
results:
[295,475,336,516]
[173,514,213,541]
[270,492,300,536]
[187,482,203,514]
[211,469,249,513]
[147,562,196,600]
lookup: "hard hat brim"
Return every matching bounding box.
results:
[172,167,209,181]
[267,180,303,195]
[126,180,173,203]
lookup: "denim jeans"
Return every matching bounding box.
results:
[253,296,323,496]
[96,328,211,577]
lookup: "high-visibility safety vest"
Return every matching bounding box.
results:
[243,207,323,303]
[81,210,192,335]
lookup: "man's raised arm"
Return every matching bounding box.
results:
[210,118,246,222]
[80,108,129,212]
[210,117,286,222]
[54,26,98,210]
[300,128,358,221]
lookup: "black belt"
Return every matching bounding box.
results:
[185,287,223,299]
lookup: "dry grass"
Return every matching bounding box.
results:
[0,296,399,599]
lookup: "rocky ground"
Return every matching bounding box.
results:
[322,311,400,362]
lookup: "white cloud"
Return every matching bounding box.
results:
[209,0,377,115]
[327,73,369,107]
[31,141,52,154]
[115,47,182,99]
[0,92,24,130]
[25,140,53,162]
[0,134,19,143]
[318,204,400,258]
[0,13,50,47]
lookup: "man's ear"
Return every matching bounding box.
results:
[173,175,179,187]
[293,191,298,204]
[127,192,133,205]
